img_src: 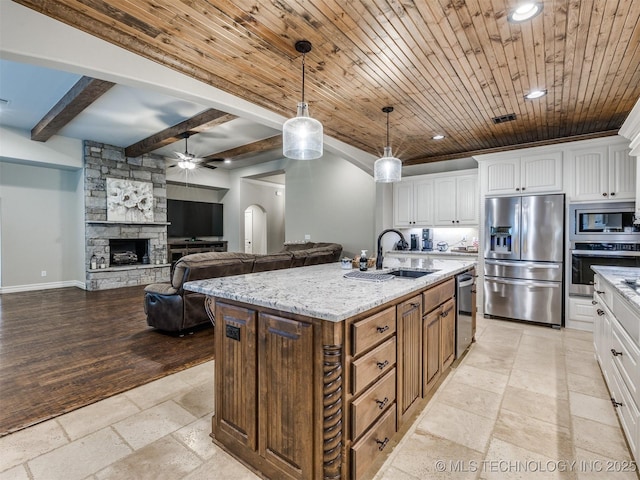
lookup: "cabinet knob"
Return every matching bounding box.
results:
[521,187,525,191]
[410,302,420,309]
[611,397,623,408]
[611,348,623,357]
[376,325,389,334]
[597,309,605,316]
[611,192,616,196]
[375,437,390,451]
[596,290,605,295]
[591,300,597,305]
[376,360,389,370]
[603,192,608,197]
[515,187,520,191]
[452,220,455,224]
[375,397,389,410]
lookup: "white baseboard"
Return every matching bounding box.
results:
[0,280,86,294]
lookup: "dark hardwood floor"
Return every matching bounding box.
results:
[0,285,214,437]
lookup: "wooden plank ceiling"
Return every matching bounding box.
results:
[14,0,640,164]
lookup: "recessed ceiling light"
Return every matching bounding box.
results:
[508,2,543,23]
[224,159,232,164]
[432,134,445,140]
[525,89,547,99]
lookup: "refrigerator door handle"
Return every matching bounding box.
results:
[484,260,560,269]
[485,277,560,288]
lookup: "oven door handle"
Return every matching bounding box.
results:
[571,250,640,257]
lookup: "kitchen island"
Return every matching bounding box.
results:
[591,266,640,464]
[185,256,476,480]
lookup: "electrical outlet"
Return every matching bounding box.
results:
[304,234,311,240]
[41,270,47,277]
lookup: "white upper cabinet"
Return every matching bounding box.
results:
[483,152,563,195]
[570,143,635,201]
[393,178,434,227]
[433,173,478,226]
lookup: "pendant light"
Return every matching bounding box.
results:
[283,40,323,160]
[374,106,402,183]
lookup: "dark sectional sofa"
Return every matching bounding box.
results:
[143,242,342,333]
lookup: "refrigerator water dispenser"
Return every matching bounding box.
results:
[489,226,512,254]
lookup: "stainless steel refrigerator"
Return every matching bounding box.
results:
[484,194,565,326]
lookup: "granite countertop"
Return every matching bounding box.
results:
[386,250,479,258]
[592,266,640,315]
[184,257,476,322]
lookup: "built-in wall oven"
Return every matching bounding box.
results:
[569,202,640,296]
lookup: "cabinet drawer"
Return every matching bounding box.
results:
[611,318,640,407]
[352,307,396,356]
[352,337,396,394]
[609,362,639,457]
[351,403,397,480]
[613,291,640,345]
[351,369,396,441]
[423,278,454,314]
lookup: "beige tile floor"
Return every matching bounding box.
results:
[1,316,638,480]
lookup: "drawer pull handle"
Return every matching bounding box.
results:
[596,290,605,294]
[591,300,597,305]
[376,360,389,370]
[611,349,623,357]
[376,325,389,333]
[597,309,605,316]
[611,397,623,408]
[375,397,389,409]
[375,437,389,451]
[410,302,420,309]
[442,310,449,317]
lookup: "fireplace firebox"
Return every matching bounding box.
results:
[109,239,149,265]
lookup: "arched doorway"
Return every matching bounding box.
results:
[244,204,267,254]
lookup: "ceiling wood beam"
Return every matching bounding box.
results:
[403,130,621,165]
[31,76,115,142]
[124,109,237,158]
[203,135,282,161]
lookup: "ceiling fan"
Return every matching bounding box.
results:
[170,132,217,170]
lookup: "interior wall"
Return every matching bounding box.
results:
[0,160,84,290]
[285,154,376,258]
[240,180,285,253]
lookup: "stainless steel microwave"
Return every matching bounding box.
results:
[570,202,639,242]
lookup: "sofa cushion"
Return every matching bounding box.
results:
[144,283,178,295]
[171,252,256,288]
[252,252,293,272]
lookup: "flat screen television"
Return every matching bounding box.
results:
[167,199,223,239]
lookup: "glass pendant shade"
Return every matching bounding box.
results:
[374,146,402,183]
[283,102,323,160]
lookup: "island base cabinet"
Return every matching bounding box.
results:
[213,302,321,480]
[422,308,441,395]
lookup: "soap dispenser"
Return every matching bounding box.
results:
[359,250,368,271]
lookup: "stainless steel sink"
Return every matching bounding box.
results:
[387,268,438,278]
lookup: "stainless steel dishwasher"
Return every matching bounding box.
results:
[456,272,474,358]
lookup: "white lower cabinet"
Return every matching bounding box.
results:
[593,274,640,463]
[567,296,595,331]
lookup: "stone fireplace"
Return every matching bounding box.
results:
[84,141,170,291]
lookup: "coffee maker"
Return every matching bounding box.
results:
[421,229,433,251]
[410,234,419,251]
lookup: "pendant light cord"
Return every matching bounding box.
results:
[386,111,390,148]
[301,52,306,103]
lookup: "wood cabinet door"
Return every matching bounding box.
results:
[455,174,478,225]
[484,158,520,195]
[423,308,441,395]
[258,313,315,479]
[520,152,563,193]
[413,178,434,225]
[433,177,457,225]
[571,147,608,201]
[397,296,422,422]
[214,302,258,450]
[440,298,456,369]
[608,144,636,200]
[393,181,414,227]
